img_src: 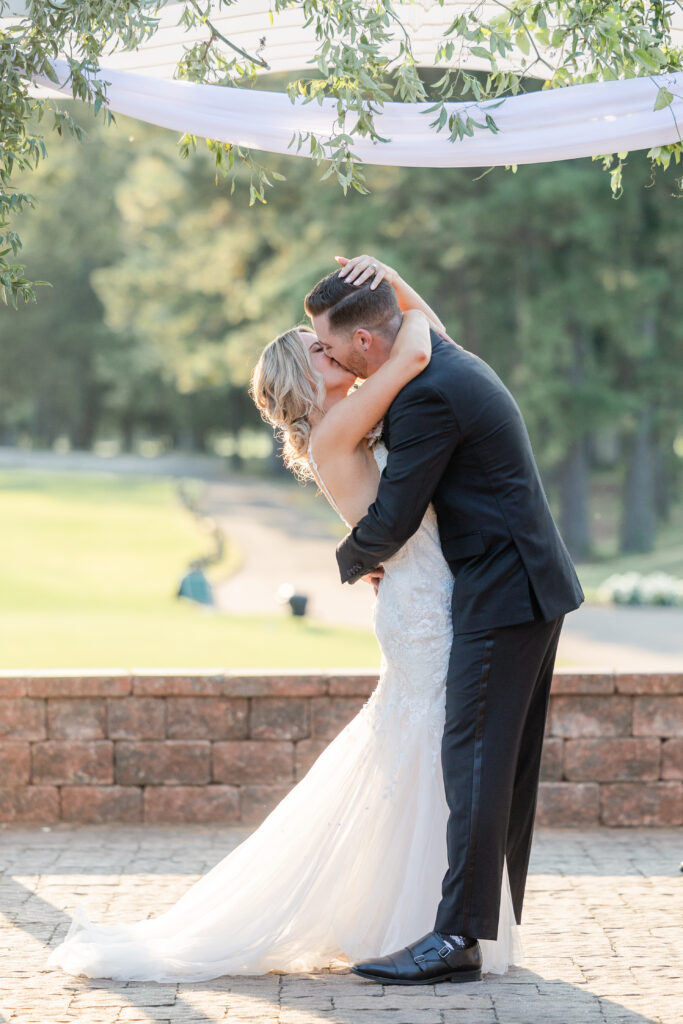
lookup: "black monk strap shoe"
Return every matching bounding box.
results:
[350,930,482,986]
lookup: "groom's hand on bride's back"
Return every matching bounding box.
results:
[362,566,385,595]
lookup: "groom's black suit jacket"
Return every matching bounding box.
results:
[336,332,584,633]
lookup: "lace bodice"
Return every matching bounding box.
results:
[362,442,454,788]
[309,444,454,724]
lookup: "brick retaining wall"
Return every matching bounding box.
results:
[0,671,681,827]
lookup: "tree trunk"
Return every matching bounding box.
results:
[653,439,675,522]
[120,413,135,453]
[72,381,101,450]
[559,438,591,561]
[177,430,197,453]
[620,406,657,553]
[33,389,58,447]
[558,320,591,561]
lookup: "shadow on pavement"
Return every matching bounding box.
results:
[2,827,679,1023]
[0,872,667,1024]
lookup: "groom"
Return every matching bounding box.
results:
[305,261,584,985]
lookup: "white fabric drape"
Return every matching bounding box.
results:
[33,59,682,167]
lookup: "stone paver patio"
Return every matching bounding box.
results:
[0,825,681,1024]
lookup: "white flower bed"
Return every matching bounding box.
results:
[597,571,683,607]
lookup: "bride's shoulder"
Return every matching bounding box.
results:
[309,424,364,470]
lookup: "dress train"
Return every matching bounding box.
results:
[47,443,523,980]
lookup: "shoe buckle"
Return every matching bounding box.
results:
[414,954,427,963]
[438,945,451,958]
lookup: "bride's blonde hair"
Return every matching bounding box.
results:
[250,328,325,479]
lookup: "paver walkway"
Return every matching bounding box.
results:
[1,825,681,1024]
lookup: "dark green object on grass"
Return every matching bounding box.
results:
[177,567,214,607]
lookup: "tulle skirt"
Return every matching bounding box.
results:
[47,682,523,981]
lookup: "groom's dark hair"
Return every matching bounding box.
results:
[305,271,401,340]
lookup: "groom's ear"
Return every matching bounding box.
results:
[353,328,373,353]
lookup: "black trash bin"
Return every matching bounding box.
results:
[288,594,308,617]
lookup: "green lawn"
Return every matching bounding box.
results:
[3,467,680,670]
[0,470,379,670]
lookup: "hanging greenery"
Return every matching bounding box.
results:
[1,1,682,305]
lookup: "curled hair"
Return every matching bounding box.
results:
[250,328,324,480]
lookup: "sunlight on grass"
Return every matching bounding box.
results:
[0,609,380,669]
[0,470,379,669]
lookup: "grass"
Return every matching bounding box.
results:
[2,466,680,670]
[0,470,379,670]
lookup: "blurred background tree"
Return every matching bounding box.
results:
[0,100,681,564]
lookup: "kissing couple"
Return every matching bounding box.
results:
[48,256,583,985]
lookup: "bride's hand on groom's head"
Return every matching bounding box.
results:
[335,255,394,291]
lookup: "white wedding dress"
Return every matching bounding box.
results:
[47,442,522,981]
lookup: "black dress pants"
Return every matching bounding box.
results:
[433,613,564,940]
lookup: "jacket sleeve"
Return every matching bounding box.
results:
[336,380,461,584]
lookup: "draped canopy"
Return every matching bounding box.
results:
[7,0,682,167]
[32,59,683,168]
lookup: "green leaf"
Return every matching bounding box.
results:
[653,87,674,111]
[41,63,60,85]
[634,48,662,73]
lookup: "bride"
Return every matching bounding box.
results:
[47,257,522,983]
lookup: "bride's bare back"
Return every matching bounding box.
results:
[308,438,380,528]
